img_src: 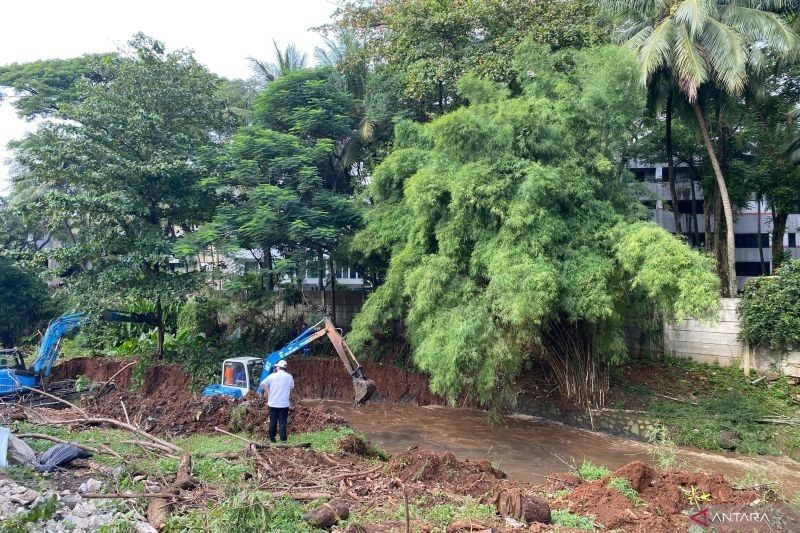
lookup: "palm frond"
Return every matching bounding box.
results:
[720,6,800,53]
[700,18,748,95]
[636,17,676,85]
[674,24,710,101]
[619,20,653,45]
[674,0,716,37]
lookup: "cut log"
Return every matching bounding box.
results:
[495,488,550,524]
[304,498,349,528]
[147,453,193,531]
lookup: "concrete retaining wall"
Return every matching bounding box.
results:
[662,298,800,378]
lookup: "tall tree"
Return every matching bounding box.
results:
[188,68,362,307]
[602,0,799,296]
[248,41,308,88]
[323,0,609,118]
[10,34,229,358]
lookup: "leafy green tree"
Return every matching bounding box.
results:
[324,0,609,118]
[349,44,719,408]
[0,54,117,119]
[10,34,230,358]
[0,256,53,346]
[601,0,799,296]
[190,68,362,300]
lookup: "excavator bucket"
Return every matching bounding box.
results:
[353,378,377,405]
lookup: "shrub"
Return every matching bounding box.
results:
[739,259,800,352]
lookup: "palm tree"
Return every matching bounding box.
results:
[602,0,799,297]
[248,41,308,87]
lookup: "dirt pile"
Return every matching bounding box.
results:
[84,388,346,437]
[553,460,775,532]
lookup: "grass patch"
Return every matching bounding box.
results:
[0,494,58,533]
[164,491,315,532]
[608,477,644,506]
[551,508,598,530]
[11,421,142,464]
[577,460,611,481]
[286,427,354,452]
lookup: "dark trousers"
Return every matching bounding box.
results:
[268,406,289,442]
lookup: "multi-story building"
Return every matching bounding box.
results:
[630,161,799,290]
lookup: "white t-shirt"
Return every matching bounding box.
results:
[261,369,294,408]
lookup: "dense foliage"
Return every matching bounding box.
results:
[739,259,800,352]
[7,34,229,356]
[348,44,719,407]
[0,257,52,346]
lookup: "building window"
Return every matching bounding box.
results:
[790,233,797,248]
[734,233,771,248]
[735,262,770,276]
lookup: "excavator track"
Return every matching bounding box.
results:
[0,380,84,409]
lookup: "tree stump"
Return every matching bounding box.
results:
[495,488,550,524]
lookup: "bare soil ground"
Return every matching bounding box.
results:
[22,356,797,531]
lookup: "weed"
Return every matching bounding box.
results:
[624,383,653,396]
[74,374,92,392]
[577,460,611,481]
[552,489,571,500]
[227,404,247,433]
[551,508,598,530]
[608,477,644,506]
[792,493,800,509]
[680,485,712,509]
[645,423,679,469]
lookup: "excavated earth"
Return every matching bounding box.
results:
[40,357,800,531]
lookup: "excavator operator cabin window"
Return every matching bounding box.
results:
[223,361,247,387]
[249,362,263,389]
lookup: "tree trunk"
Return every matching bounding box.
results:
[665,92,682,236]
[689,166,701,246]
[317,248,326,311]
[704,196,711,252]
[757,196,765,275]
[329,256,337,325]
[155,295,164,360]
[693,101,737,297]
[266,252,274,291]
[772,211,789,270]
[713,184,730,296]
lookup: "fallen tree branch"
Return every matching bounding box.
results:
[82,492,184,500]
[21,386,88,417]
[15,433,124,460]
[756,417,800,426]
[39,417,183,454]
[214,426,264,447]
[271,491,332,500]
[92,361,138,399]
[329,465,382,482]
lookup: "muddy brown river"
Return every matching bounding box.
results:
[312,400,800,495]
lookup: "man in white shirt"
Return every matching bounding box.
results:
[259,360,294,442]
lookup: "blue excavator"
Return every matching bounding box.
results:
[202,317,377,405]
[0,311,158,405]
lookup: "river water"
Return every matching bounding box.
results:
[313,400,800,495]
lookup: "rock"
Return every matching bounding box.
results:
[343,524,367,533]
[503,515,525,528]
[78,478,102,494]
[135,522,158,533]
[9,489,39,506]
[7,434,36,466]
[61,494,82,510]
[763,371,781,382]
[718,430,739,450]
[496,489,550,524]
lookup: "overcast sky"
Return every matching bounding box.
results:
[0,0,337,195]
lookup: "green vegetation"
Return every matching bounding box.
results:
[551,508,598,530]
[641,358,800,456]
[577,460,611,481]
[739,259,800,353]
[0,495,58,533]
[0,255,53,346]
[608,477,644,506]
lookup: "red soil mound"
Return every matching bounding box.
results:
[561,461,763,532]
